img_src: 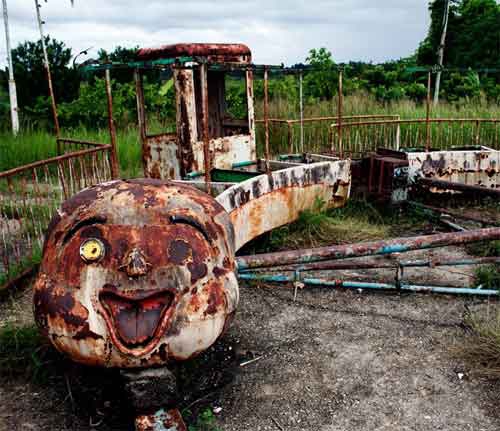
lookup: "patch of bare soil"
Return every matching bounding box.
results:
[1,247,499,431]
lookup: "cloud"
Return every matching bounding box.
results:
[1,0,430,66]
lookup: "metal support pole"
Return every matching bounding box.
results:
[134,69,148,176]
[337,70,343,158]
[264,66,270,174]
[200,63,211,194]
[434,0,450,106]
[34,0,61,143]
[237,227,500,270]
[2,0,19,136]
[105,69,119,179]
[299,70,304,153]
[425,72,432,152]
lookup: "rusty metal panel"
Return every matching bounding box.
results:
[34,179,238,368]
[193,134,255,171]
[216,161,351,251]
[143,133,181,180]
[407,149,500,189]
[174,69,199,176]
[137,43,252,64]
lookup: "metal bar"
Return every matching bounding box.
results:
[0,145,111,179]
[34,0,60,141]
[426,72,432,152]
[57,138,108,148]
[299,71,304,153]
[239,256,500,273]
[337,70,343,158]
[200,63,211,194]
[134,69,148,177]
[418,177,500,197]
[238,274,499,296]
[264,66,270,173]
[104,69,120,179]
[408,202,499,226]
[237,227,500,270]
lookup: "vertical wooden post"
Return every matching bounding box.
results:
[287,121,293,154]
[34,0,60,145]
[264,67,270,174]
[200,63,211,194]
[425,72,432,152]
[105,68,119,179]
[337,69,344,158]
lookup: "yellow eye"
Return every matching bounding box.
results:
[80,238,105,263]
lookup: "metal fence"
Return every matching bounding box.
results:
[0,139,114,288]
[329,118,500,157]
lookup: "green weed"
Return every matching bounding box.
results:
[0,324,55,382]
[183,408,220,431]
[474,265,500,290]
[455,307,500,379]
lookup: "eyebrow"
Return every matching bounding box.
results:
[62,216,107,244]
[169,214,210,242]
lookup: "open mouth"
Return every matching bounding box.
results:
[99,288,174,354]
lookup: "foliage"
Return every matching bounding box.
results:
[474,265,500,290]
[0,324,53,382]
[11,36,79,110]
[183,408,220,431]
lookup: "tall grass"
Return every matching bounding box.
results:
[1,92,499,174]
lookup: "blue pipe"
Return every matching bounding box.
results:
[237,273,499,296]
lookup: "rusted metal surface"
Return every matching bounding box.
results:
[144,133,181,180]
[217,161,351,250]
[104,69,120,178]
[137,43,251,64]
[135,408,187,431]
[237,227,500,270]
[34,179,238,368]
[200,63,212,193]
[407,148,499,190]
[418,177,500,197]
[263,67,270,173]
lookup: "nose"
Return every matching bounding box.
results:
[121,248,151,278]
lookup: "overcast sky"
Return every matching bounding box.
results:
[2,0,431,66]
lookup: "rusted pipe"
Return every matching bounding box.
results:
[264,66,270,174]
[237,227,500,270]
[134,69,148,177]
[200,63,211,194]
[239,256,500,273]
[418,177,500,198]
[105,68,120,179]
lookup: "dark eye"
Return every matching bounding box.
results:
[170,215,210,242]
[80,238,105,263]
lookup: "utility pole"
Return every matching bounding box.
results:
[34,0,60,138]
[2,0,19,135]
[434,0,450,106]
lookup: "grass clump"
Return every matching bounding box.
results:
[0,324,54,381]
[456,308,500,379]
[183,408,220,431]
[252,198,389,252]
[474,265,500,290]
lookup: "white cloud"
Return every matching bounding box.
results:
[0,0,430,66]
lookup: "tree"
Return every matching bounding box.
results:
[304,48,338,100]
[11,36,79,109]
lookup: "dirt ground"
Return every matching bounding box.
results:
[0,246,499,431]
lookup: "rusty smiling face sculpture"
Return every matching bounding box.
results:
[34,179,238,367]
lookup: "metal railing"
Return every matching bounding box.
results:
[329,118,500,157]
[256,114,400,154]
[0,140,114,288]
